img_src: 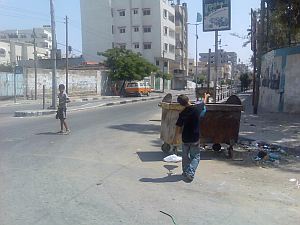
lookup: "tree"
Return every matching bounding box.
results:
[98,48,158,94]
[239,73,252,92]
[156,71,173,80]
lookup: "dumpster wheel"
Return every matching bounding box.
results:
[161,143,171,154]
[212,143,222,152]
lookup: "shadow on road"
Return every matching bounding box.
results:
[136,151,165,162]
[36,132,62,135]
[108,124,160,135]
[140,164,183,183]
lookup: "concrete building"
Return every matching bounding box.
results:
[80,0,177,90]
[170,0,188,89]
[199,50,237,79]
[0,40,50,65]
[0,26,52,54]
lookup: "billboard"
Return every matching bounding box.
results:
[203,0,231,32]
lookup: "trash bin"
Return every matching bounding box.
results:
[159,95,243,157]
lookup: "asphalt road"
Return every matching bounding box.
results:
[0,100,299,225]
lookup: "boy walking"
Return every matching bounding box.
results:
[57,84,70,134]
[173,93,209,182]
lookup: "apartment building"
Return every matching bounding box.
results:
[0,40,50,65]
[171,0,188,89]
[0,26,52,53]
[81,0,176,73]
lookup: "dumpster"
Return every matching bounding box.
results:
[159,95,243,158]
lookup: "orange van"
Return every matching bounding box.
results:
[125,81,151,97]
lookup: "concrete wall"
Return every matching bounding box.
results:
[24,68,110,98]
[260,46,300,113]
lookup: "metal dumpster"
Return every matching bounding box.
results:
[159,95,243,158]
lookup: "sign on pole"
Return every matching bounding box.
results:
[203,0,231,32]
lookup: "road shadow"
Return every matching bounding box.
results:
[136,151,166,162]
[36,132,62,135]
[108,124,160,135]
[140,164,183,183]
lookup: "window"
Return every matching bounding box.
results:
[169,44,175,53]
[164,43,168,52]
[163,9,168,18]
[119,44,126,49]
[164,26,168,36]
[119,10,125,16]
[119,27,126,33]
[168,13,175,23]
[134,43,140,49]
[169,29,175,38]
[143,8,151,16]
[143,26,151,33]
[133,26,139,32]
[133,9,138,14]
[144,42,152,49]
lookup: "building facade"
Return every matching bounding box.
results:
[0,26,52,55]
[0,40,50,65]
[81,0,179,90]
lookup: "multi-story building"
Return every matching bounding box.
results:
[0,26,52,55]
[169,0,188,89]
[81,0,177,89]
[0,40,50,65]
[199,50,237,79]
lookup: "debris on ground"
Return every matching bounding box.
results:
[236,140,299,168]
[163,154,182,163]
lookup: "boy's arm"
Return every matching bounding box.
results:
[203,93,210,104]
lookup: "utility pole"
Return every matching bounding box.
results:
[213,30,219,103]
[50,0,57,109]
[162,50,165,93]
[251,9,257,107]
[254,0,265,114]
[65,15,69,94]
[195,24,199,87]
[207,48,211,93]
[33,28,38,100]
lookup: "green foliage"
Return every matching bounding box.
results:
[156,71,173,80]
[265,0,300,50]
[99,48,158,81]
[239,73,252,91]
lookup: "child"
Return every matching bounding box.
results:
[57,84,70,134]
[173,93,210,181]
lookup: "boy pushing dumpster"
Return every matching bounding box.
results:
[173,93,210,182]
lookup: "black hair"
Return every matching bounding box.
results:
[59,84,65,90]
[177,94,189,106]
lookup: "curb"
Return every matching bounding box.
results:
[14,96,162,117]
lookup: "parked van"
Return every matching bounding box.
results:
[125,81,151,97]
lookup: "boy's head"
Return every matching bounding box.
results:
[59,84,65,92]
[177,94,189,107]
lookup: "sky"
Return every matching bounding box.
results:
[0,0,261,64]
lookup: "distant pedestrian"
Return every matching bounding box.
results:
[173,93,209,182]
[56,84,70,134]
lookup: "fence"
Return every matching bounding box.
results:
[0,72,24,97]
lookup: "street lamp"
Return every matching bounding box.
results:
[187,22,201,87]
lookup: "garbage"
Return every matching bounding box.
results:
[163,154,182,163]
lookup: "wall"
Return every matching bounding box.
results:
[260,46,300,113]
[0,72,24,98]
[24,68,110,98]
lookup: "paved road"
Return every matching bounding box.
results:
[0,100,299,225]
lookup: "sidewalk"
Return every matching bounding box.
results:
[11,89,195,117]
[238,92,300,151]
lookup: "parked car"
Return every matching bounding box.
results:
[125,81,151,97]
